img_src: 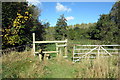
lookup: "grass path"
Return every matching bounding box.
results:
[42,58,78,78]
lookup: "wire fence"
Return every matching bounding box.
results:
[0,44,33,56]
[0,35,34,56]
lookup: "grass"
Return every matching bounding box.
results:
[1,39,119,78]
[1,51,119,78]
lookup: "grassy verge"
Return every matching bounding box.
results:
[1,39,119,78]
[1,50,118,78]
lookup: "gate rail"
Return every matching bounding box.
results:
[73,45,120,62]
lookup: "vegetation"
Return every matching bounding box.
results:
[88,1,120,44]
[2,2,45,49]
[2,1,120,49]
[1,1,120,79]
[2,50,118,78]
[55,14,68,40]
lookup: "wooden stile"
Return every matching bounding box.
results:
[32,33,68,59]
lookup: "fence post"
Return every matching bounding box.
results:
[33,33,35,56]
[73,45,75,61]
[98,45,100,58]
[56,43,59,55]
[64,39,68,58]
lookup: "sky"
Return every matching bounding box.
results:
[27,1,115,26]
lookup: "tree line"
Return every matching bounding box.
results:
[2,1,120,49]
[48,1,120,45]
[88,1,120,44]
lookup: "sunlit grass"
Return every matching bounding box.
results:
[1,39,119,78]
[1,49,118,78]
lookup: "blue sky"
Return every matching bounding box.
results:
[27,2,115,26]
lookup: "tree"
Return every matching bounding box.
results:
[109,1,120,44]
[2,2,31,48]
[88,1,120,44]
[2,2,44,49]
[55,14,68,40]
[43,22,50,28]
[43,22,51,40]
[44,27,55,41]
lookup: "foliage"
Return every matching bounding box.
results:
[2,2,45,49]
[67,23,96,40]
[55,14,68,40]
[44,27,55,41]
[43,22,50,28]
[88,1,120,44]
[68,28,88,40]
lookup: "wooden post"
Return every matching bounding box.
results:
[44,53,46,60]
[64,39,68,58]
[73,45,75,61]
[98,45,100,58]
[39,54,42,61]
[33,33,35,56]
[38,49,42,61]
[60,48,62,54]
[56,43,59,55]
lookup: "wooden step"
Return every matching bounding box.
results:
[35,51,59,54]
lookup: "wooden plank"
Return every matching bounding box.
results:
[33,33,35,55]
[57,44,67,47]
[75,49,120,50]
[110,52,119,54]
[100,46,112,56]
[74,55,111,59]
[74,53,104,54]
[43,51,59,53]
[34,40,67,43]
[75,45,120,46]
[74,53,119,55]
[73,56,96,59]
[81,46,98,58]
[73,59,80,62]
[35,51,59,54]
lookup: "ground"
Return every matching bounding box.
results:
[1,39,119,78]
[1,51,118,78]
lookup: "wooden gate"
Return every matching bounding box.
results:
[73,45,120,62]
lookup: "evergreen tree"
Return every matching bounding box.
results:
[55,14,68,40]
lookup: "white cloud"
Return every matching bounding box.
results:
[66,16,74,21]
[26,0,41,6]
[56,3,71,12]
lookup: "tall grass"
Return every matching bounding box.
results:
[1,39,119,78]
[75,56,118,78]
[1,50,119,78]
